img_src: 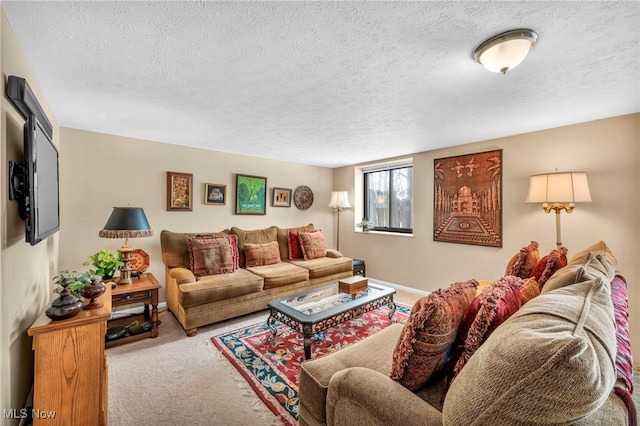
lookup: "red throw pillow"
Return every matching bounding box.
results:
[530,246,568,288]
[449,275,540,382]
[287,229,315,260]
[390,279,479,391]
[504,241,540,278]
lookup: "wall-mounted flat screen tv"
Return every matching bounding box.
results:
[9,114,60,245]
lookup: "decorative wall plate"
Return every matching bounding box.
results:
[293,185,314,210]
[130,249,150,273]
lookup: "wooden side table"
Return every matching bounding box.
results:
[106,272,160,348]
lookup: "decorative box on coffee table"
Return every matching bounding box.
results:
[339,276,368,294]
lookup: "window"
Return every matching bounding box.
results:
[363,161,413,233]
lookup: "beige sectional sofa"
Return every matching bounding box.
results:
[161,224,353,335]
[298,241,633,425]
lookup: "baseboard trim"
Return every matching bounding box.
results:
[369,278,430,296]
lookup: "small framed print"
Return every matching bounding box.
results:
[272,187,292,207]
[167,171,193,211]
[204,183,227,205]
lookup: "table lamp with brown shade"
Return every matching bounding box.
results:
[99,207,153,285]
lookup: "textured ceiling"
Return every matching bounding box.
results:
[2,1,639,168]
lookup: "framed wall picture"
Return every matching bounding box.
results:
[433,149,502,247]
[204,183,227,205]
[235,174,267,215]
[272,187,292,207]
[167,171,193,211]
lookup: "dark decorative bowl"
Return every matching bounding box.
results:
[82,282,106,310]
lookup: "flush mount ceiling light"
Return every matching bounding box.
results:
[474,29,538,74]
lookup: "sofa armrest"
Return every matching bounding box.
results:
[326,249,343,258]
[327,367,442,426]
[168,267,196,285]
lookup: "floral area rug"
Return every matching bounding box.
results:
[211,305,409,425]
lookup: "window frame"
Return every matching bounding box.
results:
[362,161,413,234]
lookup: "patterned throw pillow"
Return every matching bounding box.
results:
[610,275,637,424]
[529,246,568,288]
[287,228,315,260]
[244,241,281,267]
[449,275,540,381]
[194,233,239,270]
[298,231,327,260]
[389,279,478,391]
[188,236,235,277]
[504,241,540,278]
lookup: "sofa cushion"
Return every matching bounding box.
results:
[529,246,568,288]
[449,276,540,381]
[442,277,616,425]
[276,224,314,261]
[177,268,264,308]
[569,240,617,267]
[299,231,327,260]
[542,251,615,294]
[244,241,281,267]
[161,229,231,269]
[299,323,404,423]
[389,280,478,391]
[288,256,352,279]
[246,262,309,289]
[230,226,278,268]
[504,241,540,278]
[187,236,235,277]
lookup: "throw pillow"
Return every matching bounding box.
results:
[244,241,281,267]
[449,275,540,381]
[287,228,315,260]
[504,241,540,278]
[610,275,637,424]
[298,231,327,260]
[569,240,617,268]
[188,236,235,277]
[389,279,478,391]
[541,251,615,294]
[529,246,568,288]
[442,277,616,425]
[193,233,239,270]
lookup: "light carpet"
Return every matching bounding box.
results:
[212,305,409,425]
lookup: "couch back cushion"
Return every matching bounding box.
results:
[230,226,278,267]
[442,277,616,425]
[276,224,314,261]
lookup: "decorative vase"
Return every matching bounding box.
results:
[81,279,106,310]
[45,280,84,320]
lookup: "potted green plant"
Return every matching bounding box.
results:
[356,219,376,232]
[84,249,123,279]
[53,269,95,298]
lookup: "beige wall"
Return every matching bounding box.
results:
[334,113,640,361]
[1,10,60,421]
[58,128,336,303]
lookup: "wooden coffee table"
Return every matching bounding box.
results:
[267,280,396,359]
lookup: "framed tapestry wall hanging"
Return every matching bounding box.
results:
[433,149,502,247]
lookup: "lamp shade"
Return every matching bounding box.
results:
[328,191,351,209]
[525,172,592,203]
[474,29,538,74]
[99,207,153,239]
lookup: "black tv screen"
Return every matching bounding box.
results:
[24,114,60,245]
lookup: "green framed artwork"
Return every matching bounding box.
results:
[235,174,267,215]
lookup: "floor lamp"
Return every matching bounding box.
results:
[328,191,351,252]
[525,171,591,249]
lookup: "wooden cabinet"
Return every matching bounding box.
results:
[27,286,111,426]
